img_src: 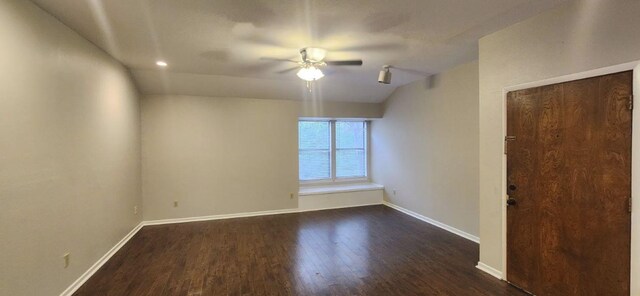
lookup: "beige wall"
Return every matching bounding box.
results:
[141,95,298,220]
[371,61,480,237]
[0,1,141,295]
[142,95,382,221]
[299,100,383,119]
[479,0,640,286]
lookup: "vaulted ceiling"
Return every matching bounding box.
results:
[32,0,567,103]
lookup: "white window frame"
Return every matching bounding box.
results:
[299,119,370,185]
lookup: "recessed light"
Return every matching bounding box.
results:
[156,61,168,67]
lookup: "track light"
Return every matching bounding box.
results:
[378,65,391,84]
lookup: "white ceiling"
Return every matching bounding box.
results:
[32,0,567,103]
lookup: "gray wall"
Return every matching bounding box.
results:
[299,100,383,119]
[371,61,480,237]
[141,95,382,221]
[478,0,640,286]
[142,95,298,220]
[0,1,142,295]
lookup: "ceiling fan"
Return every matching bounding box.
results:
[262,47,363,81]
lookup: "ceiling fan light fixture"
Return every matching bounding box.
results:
[297,66,324,81]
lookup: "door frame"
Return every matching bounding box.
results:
[500,61,640,294]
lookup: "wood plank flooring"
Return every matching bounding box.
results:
[74,205,526,295]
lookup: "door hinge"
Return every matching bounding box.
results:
[629,95,634,110]
[504,136,516,154]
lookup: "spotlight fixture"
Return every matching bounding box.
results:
[378,65,392,84]
[156,61,168,67]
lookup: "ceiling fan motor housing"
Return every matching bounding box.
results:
[301,47,327,63]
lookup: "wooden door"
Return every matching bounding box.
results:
[506,71,633,295]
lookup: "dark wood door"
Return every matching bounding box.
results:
[506,71,633,295]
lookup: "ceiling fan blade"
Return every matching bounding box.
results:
[325,60,363,66]
[259,57,300,63]
[276,67,300,74]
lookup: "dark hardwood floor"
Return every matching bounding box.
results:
[74,205,525,295]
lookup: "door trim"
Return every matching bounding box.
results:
[496,60,640,294]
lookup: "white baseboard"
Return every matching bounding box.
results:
[383,201,480,243]
[59,222,144,296]
[297,202,383,213]
[145,200,387,226]
[476,262,503,279]
[143,207,300,226]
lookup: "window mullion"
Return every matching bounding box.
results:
[331,120,337,181]
[365,120,369,178]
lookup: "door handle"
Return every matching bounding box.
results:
[507,197,517,206]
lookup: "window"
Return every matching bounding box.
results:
[299,120,368,182]
[298,121,331,181]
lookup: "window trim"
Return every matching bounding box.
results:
[299,119,370,185]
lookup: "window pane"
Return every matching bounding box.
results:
[336,121,364,149]
[299,121,330,150]
[336,121,366,178]
[299,121,331,180]
[299,150,331,180]
[336,149,365,178]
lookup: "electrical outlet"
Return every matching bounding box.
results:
[174,201,178,207]
[134,206,138,215]
[63,253,70,268]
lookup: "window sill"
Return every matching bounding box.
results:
[299,183,384,196]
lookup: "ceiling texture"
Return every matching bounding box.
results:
[32,0,567,103]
